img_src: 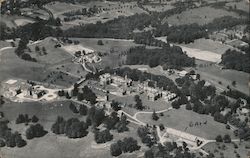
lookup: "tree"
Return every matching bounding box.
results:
[16,114,29,124]
[232,81,236,87]
[134,95,144,110]
[226,124,230,130]
[152,110,159,121]
[15,133,26,147]
[69,102,79,114]
[35,46,40,52]
[196,74,200,80]
[116,114,129,133]
[110,143,122,157]
[223,134,231,143]
[94,129,113,144]
[26,124,47,139]
[79,104,88,116]
[144,150,154,158]
[111,101,121,111]
[0,95,4,105]
[31,115,39,123]
[186,103,192,110]
[0,139,5,147]
[97,40,104,45]
[215,135,223,142]
[159,124,165,131]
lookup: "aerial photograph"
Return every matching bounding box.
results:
[0,0,249,158]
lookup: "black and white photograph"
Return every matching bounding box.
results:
[0,0,249,157]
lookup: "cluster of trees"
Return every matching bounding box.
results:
[228,116,250,141]
[215,134,231,143]
[0,22,14,40]
[0,95,5,105]
[222,89,250,105]
[15,21,62,41]
[104,112,129,133]
[86,106,106,127]
[110,137,141,157]
[152,110,159,121]
[16,114,39,124]
[155,23,208,44]
[94,129,113,144]
[63,6,100,18]
[26,124,47,139]
[134,95,144,110]
[137,126,156,147]
[172,73,241,125]
[220,49,250,73]
[77,86,97,105]
[0,0,21,15]
[144,142,196,158]
[110,101,122,111]
[69,102,88,116]
[0,120,26,148]
[51,117,89,138]
[64,13,157,39]
[126,46,195,70]
[58,85,97,105]
[15,37,37,62]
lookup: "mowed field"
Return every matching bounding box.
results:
[28,37,73,65]
[0,101,147,158]
[72,38,138,53]
[203,141,249,158]
[45,1,146,29]
[0,15,34,28]
[179,38,234,55]
[193,60,250,95]
[143,4,174,12]
[136,107,236,140]
[163,6,239,26]
[0,46,49,84]
[0,38,84,88]
[156,37,232,63]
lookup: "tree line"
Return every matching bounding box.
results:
[220,49,250,73]
[126,46,195,69]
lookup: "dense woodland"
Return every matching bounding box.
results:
[220,49,250,73]
[126,46,195,69]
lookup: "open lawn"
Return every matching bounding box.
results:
[143,4,174,12]
[0,47,50,84]
[163,6,239,26]
[0,15,34,28]
[0,40,79,88]
[136,107,236,140]
[203,141,249,158]
[71,38,138,53]
[45,1,146,29]
[0,101,81,129]
[179,38,235,55]
[46,1,146,29]
[44,2,87,17]
[28,37,73,65]
[192,60,250,95]
[14,19,34,26]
